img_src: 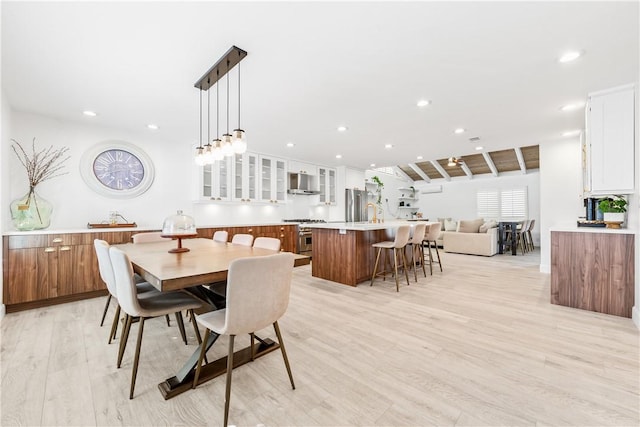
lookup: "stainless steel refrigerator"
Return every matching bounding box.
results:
[345,188,368,222]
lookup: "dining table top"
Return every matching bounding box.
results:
[114,238,307,292]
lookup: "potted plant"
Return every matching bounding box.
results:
[371,175,384,205]
[599,196,627,227]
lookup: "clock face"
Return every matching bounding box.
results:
[93,149,145,190]
[80,141,155,199]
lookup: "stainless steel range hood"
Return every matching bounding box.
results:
[288,172,320,195]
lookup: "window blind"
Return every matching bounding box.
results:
[477,189,500,219]
[501,188,527,219]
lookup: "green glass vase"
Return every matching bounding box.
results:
[9,187,53,231]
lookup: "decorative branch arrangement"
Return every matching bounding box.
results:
[11,138,70,187]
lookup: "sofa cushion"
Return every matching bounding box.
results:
[457,218,484,233]
[444,219,457,231]
[437,217,451,231]
[479,219,498,233]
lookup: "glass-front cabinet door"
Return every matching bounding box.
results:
[318,166,336,205]
[232,152,257,202]
[201,158,232,201]
[260,155,287,203]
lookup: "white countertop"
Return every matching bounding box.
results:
[305,221,437,231]
[550,224,636,235]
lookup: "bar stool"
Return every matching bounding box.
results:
[423,222,443,274]
[406,223,427,282]
[370,225,411,292]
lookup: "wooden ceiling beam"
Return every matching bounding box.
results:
[514,147,527,174]
[430,160,451,181]
[482,152,499,176]
[408,163,431,183]
[459,158,474,178]
[393,166,414,183]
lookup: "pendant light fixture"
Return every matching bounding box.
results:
[193,46,248,165]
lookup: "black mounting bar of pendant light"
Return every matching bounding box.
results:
[194,46,247,91]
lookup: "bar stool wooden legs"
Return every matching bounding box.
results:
[370,225,411,292]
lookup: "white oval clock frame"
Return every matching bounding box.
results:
[80,140,155,199]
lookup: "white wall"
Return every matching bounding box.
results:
[364,169,414,222]
[1,90,12,320]
[412,171,541,244]
[539,137,584,273]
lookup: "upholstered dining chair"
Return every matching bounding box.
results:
[109,246,204,399]
[231,233,254,246]
[406,222,427,282]
[213,230,229,243]
[94,239,159,343]
[192,253,296,427]
[253,236,281,251]
[370,225,411,292]
[525,219,535,251]
[423,222,443,274]
[131,231,165,243]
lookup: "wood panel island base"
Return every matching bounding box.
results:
[550,227,634,318]
[311,224,399,286]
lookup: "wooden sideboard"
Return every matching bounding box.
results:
[550,229,634,318]
[2,224,298,313]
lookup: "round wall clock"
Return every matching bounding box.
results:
[80,141,155,198]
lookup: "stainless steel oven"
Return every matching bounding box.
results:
[298,227,313,257]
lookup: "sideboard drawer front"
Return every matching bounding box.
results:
[7,235,49,249]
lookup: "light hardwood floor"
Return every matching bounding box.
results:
[1,250,639,426]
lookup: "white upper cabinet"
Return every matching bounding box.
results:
[201,158,232,201]
[585,84,635,195]
[288,160,317,176]
[260,155,287,203]
[232,152,258,202]
[318,167,337,205]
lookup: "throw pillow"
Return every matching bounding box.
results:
[458,218,484,233]
[444,219,457,231]
[479,219,498,233]
[437,217,451,231]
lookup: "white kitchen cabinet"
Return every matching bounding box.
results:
[318,167,336,205]
[288,160,317,176]
[584,84,635,195]
[201,158,232,201]
[232,152,258,202]
[260,155,287,204]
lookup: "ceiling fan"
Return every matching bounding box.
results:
[447,157,464,167]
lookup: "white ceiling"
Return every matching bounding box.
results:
[2,1,638,170]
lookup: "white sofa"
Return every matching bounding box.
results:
[442,228,498,256]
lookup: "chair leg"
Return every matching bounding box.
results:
[223,335,235,427]
[427,242,434,275]
[393,248,400,292]
[273,321,295,389]
[410,244,418,283]
[401,248,410,287]
[433,242,443,272]
[129,317,145,399]
[419,244,427,277]
[189,309,203,345]
[108,304,121,344]
[165,314,171,327]
[192,328,210,388]
[370,247,382,286]
[100,294,112,327]
[250,333,255,361]
[175,312,188,345]
[117,314,133,368]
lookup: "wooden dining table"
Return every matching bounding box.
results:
[114,238,309,400]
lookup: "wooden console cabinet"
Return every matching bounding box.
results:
[550,229,634,318]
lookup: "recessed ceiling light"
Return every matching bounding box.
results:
[147,124,159,130]
[337,126,348,132]
[286,142,295,147]
[475,146,484,151]
[370,163,376,167]
[384,144,393,149]
[560,102,584,112]
[416,99,431,107]
[335,154,342,159]
[454,128,465,134]
[562,130,581,137]
[559,50,582,63]
[416,155,423,160]
[83,110,97,117]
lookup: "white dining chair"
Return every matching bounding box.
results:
[131,231,165,243]
[253,236,281,251]
[213,230,229,243]
[192,253,296,427]
[109,246,204,399]
[231,233,254,246]
[370,225,411,292]
[406,222,427,281]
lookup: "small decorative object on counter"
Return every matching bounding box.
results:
[599,195,627,228]
[9,138,70,231]
[161,210,198,253]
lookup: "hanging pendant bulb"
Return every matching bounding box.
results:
[212,138,224,161]
[232,59,247,154]
[221,59,234,157]
[194,88,206,165]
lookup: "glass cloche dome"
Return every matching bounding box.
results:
[162,210,196,235]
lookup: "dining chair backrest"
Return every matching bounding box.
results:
[109,246,143,317]
[222,253,295,335]
[94,239,117,297]
[253,237,281,251]
[424,222,441,241]
[132,232,165,244]
[528,219,535,231]
[231,233,254,246]
[213,230,229,243]
[410,223,427,243]
[393,225,411,249]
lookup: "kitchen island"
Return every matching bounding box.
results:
[308,221,431,286]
